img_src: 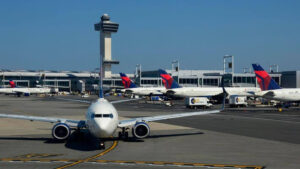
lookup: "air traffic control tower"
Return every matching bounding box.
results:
[94,14,119,78]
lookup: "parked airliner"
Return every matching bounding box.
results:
[159,69,260,98]
[0,80,51,96]
[252,64,300,101]
[120,73,166,96]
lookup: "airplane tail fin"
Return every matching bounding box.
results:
[9,80,16,88]
[252,64,281,91]
[158,69,181,89]
[119,73,137,89]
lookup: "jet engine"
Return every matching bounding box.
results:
[132,122,150,139]
[52,123,71,140]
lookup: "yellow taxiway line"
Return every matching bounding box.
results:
[0,141,265,169]
[55,140,118,169]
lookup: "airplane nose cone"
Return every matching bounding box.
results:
[95,120,112,137]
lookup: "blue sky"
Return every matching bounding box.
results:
[0,0,300,73]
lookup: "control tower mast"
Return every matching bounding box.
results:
[94,14,119,78]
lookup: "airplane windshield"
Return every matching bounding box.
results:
[94,114,102,118]
[94,114,113,118]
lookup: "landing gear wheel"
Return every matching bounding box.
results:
[119,128,129,140]
[124,132,129,139]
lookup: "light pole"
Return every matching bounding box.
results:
[172,60,179,83]
[269,64,279,73]
[136,64,141,86]
[223,55,234,86]
[1,70,4,87]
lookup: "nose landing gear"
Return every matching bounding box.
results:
[118,127,129,140]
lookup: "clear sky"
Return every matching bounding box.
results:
[0,0,300,73]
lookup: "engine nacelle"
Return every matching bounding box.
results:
[52,123,71,140]
[132,122,150,139]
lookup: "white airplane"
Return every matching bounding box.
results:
[0,79,225,149]
[0,80,51,96]
[120,73,166,96]
[159,69,260,98]
[252,64,300,102]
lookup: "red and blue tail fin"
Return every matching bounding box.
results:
[119,73,137,88]
[252,64,281,91]
[159,69,181,89]
[9,80,16,88]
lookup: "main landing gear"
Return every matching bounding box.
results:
[118,128,129,140]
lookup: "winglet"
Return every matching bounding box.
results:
[158,69,181,89]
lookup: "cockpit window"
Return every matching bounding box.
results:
[93,113,113,118]
[103,114,110,118]
[95,114,102,118]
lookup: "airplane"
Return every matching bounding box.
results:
[252,63,300,102]
[120,73,166,96]
[0,76,225,149]
[159,69,260,98]
[0,80,51,96]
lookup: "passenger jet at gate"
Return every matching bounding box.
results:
[120,73,166,96]
[159,69,259,98]
[0,80,51,96]
[252,64,300,101]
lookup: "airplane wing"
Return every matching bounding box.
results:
[55,97,141,104]
[0,98,142,128]
[110,98,142,104]
[0,114,84,128]
[263,91,275,97]
[55,98,92,104]
[118,109,220,128]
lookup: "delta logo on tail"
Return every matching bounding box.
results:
[9,80,16,88]
[252,64,281,91]
[158,69,181,89]
[119,73,137,88]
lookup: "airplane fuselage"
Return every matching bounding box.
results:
[257,88,300,102]
[0,87,51,95]
[86,99,119,138]
[167,87,260,97]
[122,87,166,96]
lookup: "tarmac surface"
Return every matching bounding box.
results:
[0,94,300,169]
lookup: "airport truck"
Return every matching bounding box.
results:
[229,95,248,107]
[185,97,213,109]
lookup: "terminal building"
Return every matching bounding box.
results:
[1,68,299,94]
[1,14,299,93]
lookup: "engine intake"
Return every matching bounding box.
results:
[132,122,150,139]
[52,123,71,140]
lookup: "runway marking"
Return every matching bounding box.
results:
[55,140,118,169]
[16,153,63,158]
[0,157,265,169]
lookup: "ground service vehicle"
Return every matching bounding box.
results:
[229,95,248,107]
[185,97,212,109]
